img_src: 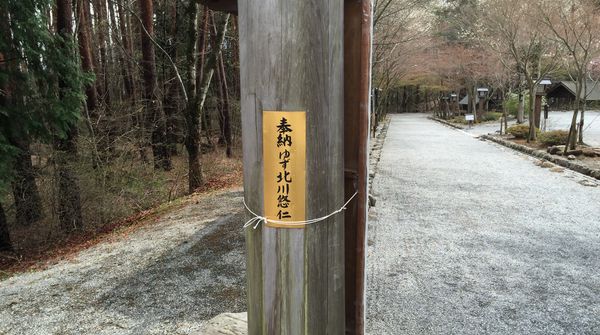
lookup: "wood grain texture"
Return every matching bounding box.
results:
[343,1,372,334]
[239,0,344,333]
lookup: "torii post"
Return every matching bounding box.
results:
[200,1,372,334]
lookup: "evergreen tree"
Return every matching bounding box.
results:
[0,0,86,234]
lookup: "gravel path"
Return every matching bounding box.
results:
[0,189,246,335]
[366,114,600,335]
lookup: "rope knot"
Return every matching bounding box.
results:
[243,192,358,229]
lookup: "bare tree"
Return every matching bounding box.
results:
[372,0,434,108]
[139,0,172,170]
[216,52,233,157]
[539,0,600,150]
[479,0,559,142]
[184,7,230,193]
[184,2,203,192]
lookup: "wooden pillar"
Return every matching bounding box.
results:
[344,0,372,333]
[478,96,485,118]
[239,1,345,334]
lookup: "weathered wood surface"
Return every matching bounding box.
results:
[239,0,345,334]
[343,1,372,334]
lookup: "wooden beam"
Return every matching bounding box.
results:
[239,0,345,333]
[343,0,372,334]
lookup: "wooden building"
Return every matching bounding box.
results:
[546,80,600,108]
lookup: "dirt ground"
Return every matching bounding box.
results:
[0,188,247,335]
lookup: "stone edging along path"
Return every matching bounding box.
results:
[428,115,600,181]
[481,134,600,181]
[369,116,391,191]
[428,116,465,130]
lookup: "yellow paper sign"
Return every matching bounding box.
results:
[263,111,306,228]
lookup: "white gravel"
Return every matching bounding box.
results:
[367,114,600,335]
[0,189,246,335]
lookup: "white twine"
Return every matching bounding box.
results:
[243,192,359,229]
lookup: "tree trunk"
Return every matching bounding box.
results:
[0,51,9,248]
[198,13,229,139]
[107,0,118,65]
[401,86,407,113]
[184,2,202,192]
[162,0,180,155]
[517,91,524,123]
[230,16,240,100]
[415,84,421,113]
[93,0,110,104]
[55,0,84,232]
[566,109,580,152]
[198,9,213,150]
[468,85,476,121]
[196,7,210,93]
[0,203,11,251]
[117,0,136,101]
[139,0,172,170]
[76,0,99,115]
[534,94,542,129]
[202,103,214,148]
[10,138,43,227]
[185,10,230,193]
[528,85,536,142]
[217,53,232,157]
[215,55,226,145]
[77,0,112,164]
[579,80,586,144]
[473,87,478,122]
[501,89,508,135]
[54,132,84,232]
[566,81,583,153]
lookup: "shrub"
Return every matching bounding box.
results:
[481,112,503,122]
[507,124,539,139]
[538,130,569,146]
[450,116,467,124]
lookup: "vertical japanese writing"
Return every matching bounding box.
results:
[276,117,293,220]
[263,111,306,228]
